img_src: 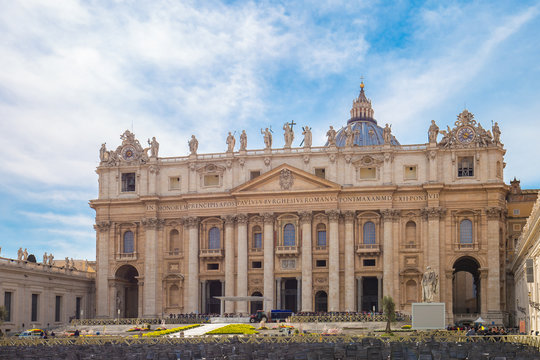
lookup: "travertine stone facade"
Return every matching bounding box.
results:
[0,257,95,333]
[91,85,508,325]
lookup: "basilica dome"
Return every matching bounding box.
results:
[329,83,399,147]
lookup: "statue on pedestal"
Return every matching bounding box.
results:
[188,135,198,155]
[261,128,272,149]
[240,130,247,151]
[344,124,359,147]
[326,126,337,146]
[23,248,28,261]
[492,122,501,144]
[147,137,159,158]
[302,126,312,148]
[428,120,439,143]
[48,253,54,266]
[99,143,109,162]
[422,266,439,303]
[383,124,392,144]
[43,252,48,265]
[283,122,294,148]
[17,247,23,261]
[226,132,236,152]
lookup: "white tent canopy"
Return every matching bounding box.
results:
[474,316,485,323]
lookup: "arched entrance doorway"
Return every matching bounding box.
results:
[205,280,222,314]
[453,256,481,316]
[250,291,263,314]
[315,291,328,312]
[115,265,139,318]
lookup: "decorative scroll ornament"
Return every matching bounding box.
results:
[438,110,496,149]
[100,130,150,167]
[279,169,294,190]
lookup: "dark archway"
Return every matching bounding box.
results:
[453,256,481,315]
[205,280,222,314]
[250,291,263,314]
[362,277,379,312]
[282,278,298,312]
[115,265,139,318]
[315,291,328,312]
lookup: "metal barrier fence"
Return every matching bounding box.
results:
[2,334,539,350]
[70,317,210,326]
[289,313,411,322]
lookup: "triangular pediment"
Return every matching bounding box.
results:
[231,164,341,195]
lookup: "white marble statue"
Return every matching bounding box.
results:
[17,247,23,261]
[226,132,235,152]
[23,248,28,261]
[43,252,48,265]
[189,135,198,155]
[422,266,439,303]
[240,130,247,151]
[302,126,312,148]
[283,122,294,148]
[261,128,272,149]
[383,124,392,144]
[148,137,159,157]
[428,120,439,143]
[326,126,337,146]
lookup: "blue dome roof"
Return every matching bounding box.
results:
[327,83,399,147]
[333,119,399,147]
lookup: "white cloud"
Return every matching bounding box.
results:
[19,211,94,228]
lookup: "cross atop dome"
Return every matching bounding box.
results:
[349,81,375,124]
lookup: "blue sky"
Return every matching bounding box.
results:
[1,0,539,261]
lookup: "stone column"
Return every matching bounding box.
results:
[262,213,275,311]
[94,221,111,318]
[186,217,199,313]
[480,268,488,316]
[276,278,282,309]
[236,214,249,315]
[445,270,454,325]
[357,277,363,312]
[299,211,313,312]
[343,211,355,311]
[381,209,395,299]
[296,277,302,313]
[422,207,444,302]
[486,208,502,315]
[377,275,383,312]
[188,163,196,192]
[148,165,159,195]
[201,280,207,314]
[327,210,340,311]
[223,215,236,313]
[142,217,164,318]
[427,148,437,182]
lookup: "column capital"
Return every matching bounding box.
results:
[222,214,236,225]
[94,221,111,232]
[326,209,340,221]
[381,209,399,221]
[421,207,446,220]
[141,217,165,230]
[486,207,503,220]
[261,212,274,224]
[298,211,312,224]
[343,210,355,222]
[237,213,248,224]
[183,216,199,229]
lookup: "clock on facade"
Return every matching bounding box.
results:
[457,126,475,144]
[121,145,137,161]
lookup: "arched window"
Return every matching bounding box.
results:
[283,223,295,246]
[169,229,180,253]
[405,221,416,246]
[316,223,326,247]
[460,219,473,244]
[363,222,376,244]
[169,285,180,306]
[208,227,220,249]
[123,231,134,253]
[252,225,262,249]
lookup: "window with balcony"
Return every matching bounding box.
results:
[405,221,417,248]
[316,223,327,247]
[283,223,295,246]
[363,222,376,244]
[458,157,474,177]
[123,231,134,253]
[459,219,473,244]
[169,229,181,255]
[208,227,220,249]
[252,225,262,249]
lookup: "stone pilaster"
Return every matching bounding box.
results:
[223,215,236,313]
[185,216,199,313]
[148,165,159,195]
[327,209,340,311]
[299,211,313,312]
[421,207,445,302]
[262,213,275,311]
[236,214,249,315]
[486,207,502,314]
[381,209,397,299]
[141,217,164,317]
[94,221,110,318]
[343,211,355,311]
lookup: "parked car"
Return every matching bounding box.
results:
[18,329,44,338]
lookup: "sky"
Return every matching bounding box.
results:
[1,0,539,261]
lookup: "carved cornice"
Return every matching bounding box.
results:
[261,212,274,224]
[237,214,248,224]
[222,215,236,225]
[486,207,503,220]
[381,209,400,221]
[326,209,340,221]
[141,217,165,229]
[183,216,199,229]
[343,210,355,222]
[94,221,111,232]
[421,207,446,220]
[298,211,312,224]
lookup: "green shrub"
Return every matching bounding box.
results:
[206,324,258,335]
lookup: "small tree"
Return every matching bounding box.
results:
[382,296,396,333]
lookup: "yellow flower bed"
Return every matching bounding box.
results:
[141,324,200,337]
[206,324,258,335]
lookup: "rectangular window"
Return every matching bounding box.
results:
[31,294,38,322]
[513,209,520,216]
[203,174,220,186]
[315,168,326,179]
[207,263,219,270]
[363,259,376,267]
[317,231,327,246]
[457,157,474,177]
[404,165,417,180]
[253,232,262,249]
[4,292,11,322]
[121,173,136,192]
[316,260,327,267]
[169,176,180,190]
[75,297,81,319]
[55,296,61,322]
[250,171,261,180]
[251,261,262,269]
[359,167,376,179]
